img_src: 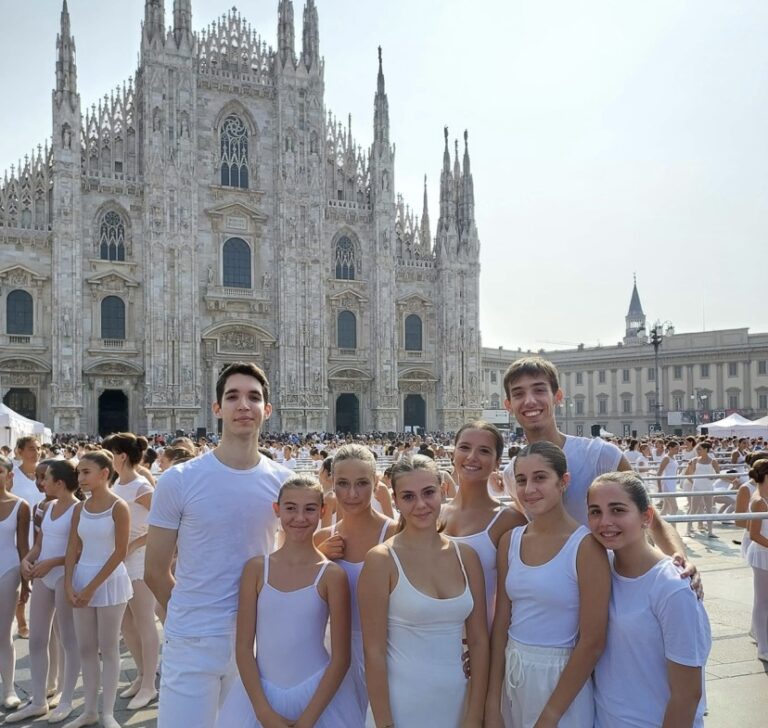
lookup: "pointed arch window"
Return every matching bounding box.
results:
[222,238,252,288]
[335,236,356,280]
[220,114,249,189]
[404,314,423,351]
[99,211,126,261]
[6,290,33,335]
[337,311,357,350]
[101,296,125,340]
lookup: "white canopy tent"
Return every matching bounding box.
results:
[744,415,768,438]
[698,413,765,438]
[0,403,52,450]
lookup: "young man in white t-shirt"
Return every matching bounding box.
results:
[146,363,292,728]
[502,356,694,570]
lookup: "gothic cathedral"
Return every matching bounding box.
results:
[0,1,482,435]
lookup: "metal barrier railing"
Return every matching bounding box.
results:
[662,512,768,523]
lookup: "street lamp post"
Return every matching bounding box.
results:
[639,320,674,434]
[692,390,708,434]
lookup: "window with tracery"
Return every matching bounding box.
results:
[99,211,126,261]
[220,114,249,189]
[101,296,125,340]
[6,290,33,335]
[335,236,356,280]
[222,238,252,288]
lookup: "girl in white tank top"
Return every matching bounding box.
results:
[313,445,396,719]
[685,443,720,537]
[9,460,80,725]
[64,451,132,728]
[0,455,30,712]
[486,442,610,728]
[359,454,489,728]
[745,460,768,661]
[442,423,526,627]
[224,474,363,727]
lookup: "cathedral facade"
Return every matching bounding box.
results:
[0,1,483,435]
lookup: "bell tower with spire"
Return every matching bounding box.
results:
[624,275,647,344]
[51,0,84,431]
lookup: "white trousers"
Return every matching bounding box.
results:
[158,632,237,728]
[501,638,595,728]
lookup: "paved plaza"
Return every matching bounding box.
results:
[1,525,765,727]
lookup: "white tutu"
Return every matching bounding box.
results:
[73,562,133,606]
[747,542,768,571]
[218,665,364,727]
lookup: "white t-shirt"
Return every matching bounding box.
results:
[595,556,711,728]
[148,450,292,638]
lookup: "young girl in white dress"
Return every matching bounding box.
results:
[486,442,610,728]
[746,458,768,662]
[442,421,526,627]
[314,445,396,717]
[588,471,711,726]
[359,454,488,728]
[684,441,720,537]
[9,460,81,724]
[64,450,133,728]
[230,474,363,727]
[103,433,159,710]
[0,455,30,712]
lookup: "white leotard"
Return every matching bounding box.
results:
[38,500,76,589]
[746,498,768,571]
[0,500,22,579]
[112,477,153,581]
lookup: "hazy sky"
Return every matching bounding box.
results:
[1,0,766,351]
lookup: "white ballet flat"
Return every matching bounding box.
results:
[47,703,74,723]
[127,689,158,710]
[4,702,49,723]
[3,694,21,710]
[118,674,142,699]
[61,712,100,728]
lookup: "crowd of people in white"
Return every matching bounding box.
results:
[0,357,765,728]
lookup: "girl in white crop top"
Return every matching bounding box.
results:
[486,442,609,728]
[313,445,396,718]
[64,451,132,728]
[0,455,30,712]
[227,474,363,727]
[359,454,488,728]
[442,423,526,627]
[588,471,711,727]
[9,461,81,724]
[103,432,159,710]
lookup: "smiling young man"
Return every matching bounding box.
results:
[145,363,292,728]
[502,356,689,559]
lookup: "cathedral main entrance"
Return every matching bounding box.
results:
[3,388,37,420]
[335,394,359,435]
[404,394,426,433]
[98,390,128,436]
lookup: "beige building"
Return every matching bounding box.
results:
[481,280,768,437]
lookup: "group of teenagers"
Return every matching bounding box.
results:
[0,356,765,728]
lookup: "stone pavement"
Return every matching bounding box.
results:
[1,524,765,727]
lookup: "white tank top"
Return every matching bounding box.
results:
[256,556,330,688]
[77,502,118,567]
[112,477,152,542]
[0,500,21,577]
[446,508,504,626]
[39,501,76,588]
[333,519,391,633]
[506,524,590,648]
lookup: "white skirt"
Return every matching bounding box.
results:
[747,541,768,571]
[73,561,133,607]
[501,639,594,728]
[217,664,364,728]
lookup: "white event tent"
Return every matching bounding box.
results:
[698,413,766,438]
[0,403,52,450]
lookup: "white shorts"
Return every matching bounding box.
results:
[158,632,237,728]
[501,639,594,728]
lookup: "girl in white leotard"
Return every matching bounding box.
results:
[0,455,30,712]
[685,442,720,537]
[657,441,681,516]
[746,459,768,662]
[9,461,81,724]
[359,454,488,728]
[64,450,132,728]
[486,442,610,728]
[103,432,159,710]
[314,445,396,719]
[228,474,363,727]
[442,421,526,627]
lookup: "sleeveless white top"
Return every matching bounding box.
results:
[112,476,153,580]
[692,459,717,491]
[386,542,473,728]
[746,498,768,571]
[0,500,21,579]
[257,556,330,687]
[39,500,76,589]
[506,525,590,648]
[446,507,504,626]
